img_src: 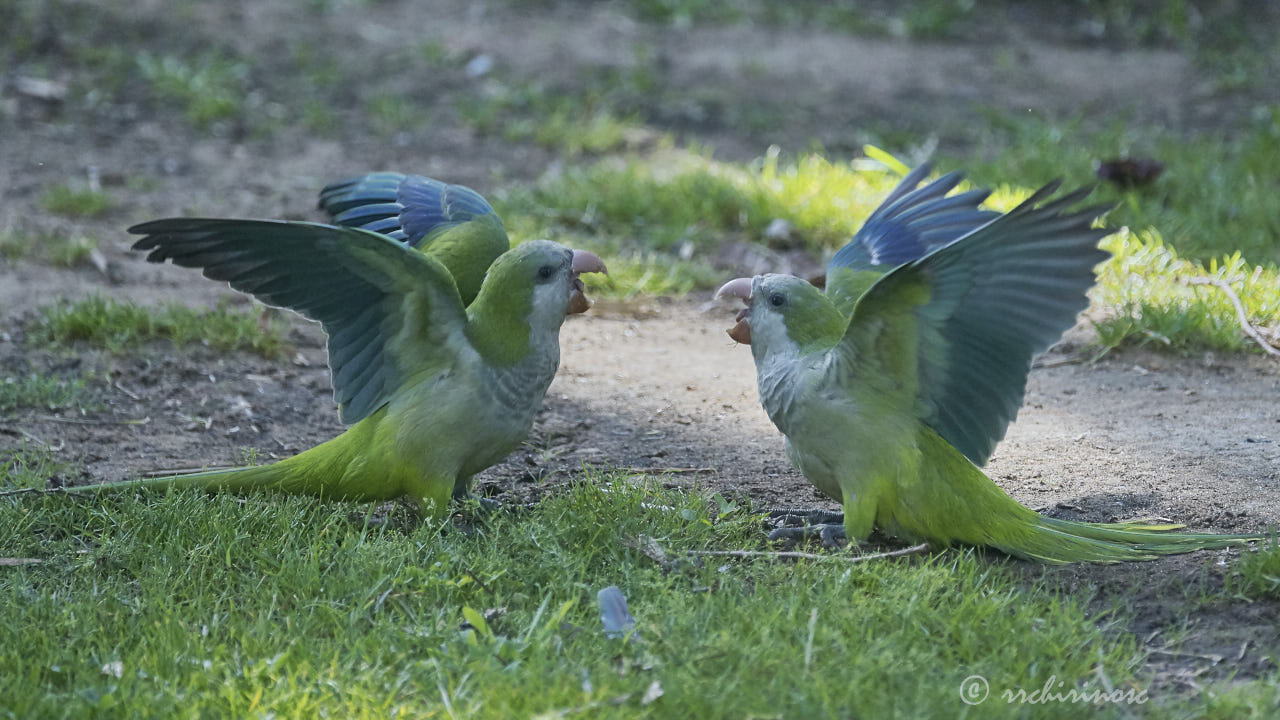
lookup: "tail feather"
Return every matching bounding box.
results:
[992,515,1268,564]
[59,463,295,496]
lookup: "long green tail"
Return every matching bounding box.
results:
[902,427,1272,564]
[55,462,299,497]
[994,515,1269,564]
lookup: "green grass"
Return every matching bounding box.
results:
[1227,540,1280,601]
[0,373,99,415]
[135,51,248,129]
[1,463,1162,718]
[458,79,648,157]
[0,231,99,267]
[40,186,112,219]
[1092,229,1280,354]
[0,446,67,492]
[28,296,287,358]
[499,148,910,257]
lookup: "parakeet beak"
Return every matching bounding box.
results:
[567,249,608,314]
[715,277,754,345]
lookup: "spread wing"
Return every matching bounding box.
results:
[833,183,1110,466]
[317,173,510,304]
[824,164,999,315]
[130,219,469,424]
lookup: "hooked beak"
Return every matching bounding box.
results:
[715,277,753,345]
[567,249,608,314]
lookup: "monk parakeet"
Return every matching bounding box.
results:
[717,166,1264,563]
[61,174,606,516]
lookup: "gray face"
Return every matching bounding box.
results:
[747,274,806,357]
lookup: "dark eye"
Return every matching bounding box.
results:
[769,293,786,307]
[537,265,554,281]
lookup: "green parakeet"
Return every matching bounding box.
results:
[717,166,1265,563]
[59,174,606,516]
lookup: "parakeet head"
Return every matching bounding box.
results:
[480,240,607,328]
[716,274,845,359]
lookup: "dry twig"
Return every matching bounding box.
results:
[1184,276,1280,358]
[0,486,69,498]
[687,543,930,563]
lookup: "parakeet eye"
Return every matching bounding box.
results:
[769,293,786,307]
[537,265,554,281]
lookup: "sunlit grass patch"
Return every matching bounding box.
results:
[28,296,287,358]
[1092,229,1280,354]
[40,185,112,219]
[500,147,909,255]
[0,468,1153,717]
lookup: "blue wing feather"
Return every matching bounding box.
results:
[318,173,501,248]
[828,164,999,274]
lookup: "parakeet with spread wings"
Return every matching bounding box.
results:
[59,173,605,516]
[717,165,1264,563]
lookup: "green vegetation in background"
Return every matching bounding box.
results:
[135,51,248,130]
[498,147,904,254]
[0,373,99,415]
[1,464,1158,718]
[40,185,111,219]
[498,141,1280,354]
[960,109,1280,265]
[0,231,99,267]
[459,80,645,157]
[0,446,66,492]
[590,0,1277,87]
[28,296,287,358]
[1092,229,1280,354]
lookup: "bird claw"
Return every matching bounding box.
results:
[767,523,848,549]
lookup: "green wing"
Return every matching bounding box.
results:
[834,183,1110,466]
[130,218,469,424]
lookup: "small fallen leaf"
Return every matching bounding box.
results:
[641,680,664,705]
[597,586,639,642]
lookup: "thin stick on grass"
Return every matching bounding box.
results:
[0,486,69,498]
[1184,276,1280,358]
[687,543,930,563]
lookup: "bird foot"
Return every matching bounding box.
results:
[767,523,848,549]
[763,508,848,549]
[765,507,846,527]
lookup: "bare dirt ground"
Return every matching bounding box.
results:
[3,0,1279,696]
